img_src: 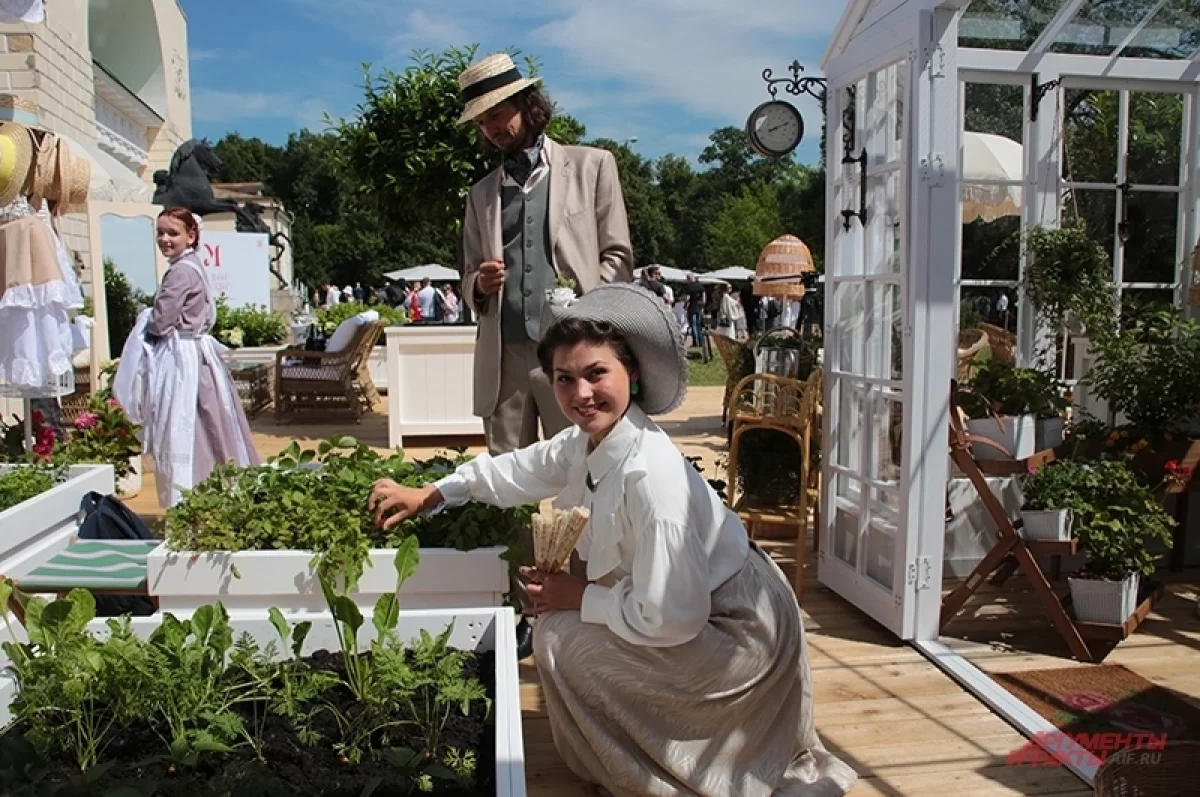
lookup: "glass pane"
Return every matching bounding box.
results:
[864,517,897,591]
[1064,89,1118,185]
[871,391,904,485]
[1121,288,1175,316]
[836,470,862,502]
[959,0,1065,51]
[1066,189,1118,266]
[867,63,904,168]
[834,283,865,375]
[964,83,1025,142]
[1122,192,1179,285]
[960,287,1018,332]
[866,172,901,275]
[1051,0,1163,56]
[835,381,864,470]
[1128,92,1184,186]
[872,487,902,519]
[962,201,1021,280]
[833,506,860,569]
[866,282,903,380]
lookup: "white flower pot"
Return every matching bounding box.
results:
[0,606,526,794]
[1036,417,1064,452]
[116,455,143,499]
[1021,508,1072,541]
[1069,573,1140,625]
[968,414,1037,460]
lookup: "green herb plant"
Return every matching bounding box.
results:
[0,463,65,513]
[958,358,1067,420]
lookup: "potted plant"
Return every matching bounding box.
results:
[1022,221,1117,336]
[149,436,533,612]
[1066,459,1174,624]
[1020,459,1089,541]
[57,396,144,498]
[959,359,1068,460]
[0,538,526,795]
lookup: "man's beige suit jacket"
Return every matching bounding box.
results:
[461,137,634,418]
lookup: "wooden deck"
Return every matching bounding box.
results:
[123,388,1100,796]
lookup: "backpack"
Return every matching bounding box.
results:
[76,492,158,617]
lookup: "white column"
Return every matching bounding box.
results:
[906,6,960,642]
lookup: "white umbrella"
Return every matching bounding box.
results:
[635,266,728,285]
[962,131,1023,223]
[63,136,151,203]
[384,264,461,282]
[708,266,756,281]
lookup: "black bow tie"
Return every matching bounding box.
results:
[504,137,544,186]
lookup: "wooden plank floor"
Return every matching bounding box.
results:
[125,388,1092,795]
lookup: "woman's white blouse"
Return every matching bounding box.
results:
[434,405,750,647]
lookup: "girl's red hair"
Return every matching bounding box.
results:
[158,206,200,247]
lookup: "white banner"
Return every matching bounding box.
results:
[199,231,270,308]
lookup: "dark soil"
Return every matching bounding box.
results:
[1,649,495,796]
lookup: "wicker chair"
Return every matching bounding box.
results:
[979,322,1016,365]
[957,328,987,382]
[274,321,384,422]
[726,369,823,599]
[708,331,746,425]
[59,365,93,423]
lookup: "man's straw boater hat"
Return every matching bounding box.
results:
[457,52,541,125]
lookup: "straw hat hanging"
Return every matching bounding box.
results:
[754,234,814,298]
[29,129,58,204]
[0,120,33,206]
[63,153,89,212]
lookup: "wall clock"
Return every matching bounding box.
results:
[746,100,803,158]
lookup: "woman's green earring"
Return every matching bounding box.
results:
[631,382,640,396]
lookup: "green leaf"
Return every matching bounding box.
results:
[357,779,383,797]
[191,604,215,643]
[21,595,48,645]
[373,593,399,636]
[393,535,420,590]
[0,578,12,618]
[268,606,290,646]
[64,588,96,632]
[292,620,312,659]
[381,747,421,769]
[331,596,364,635]
[38,599,74,643]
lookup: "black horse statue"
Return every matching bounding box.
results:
[153,139,290,288]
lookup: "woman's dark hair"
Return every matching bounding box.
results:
[478,86,554,151]
[537,317,640,393]
[158,206,200,247]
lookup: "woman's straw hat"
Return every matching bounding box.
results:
[65,151,90,211]
[457,52,541,125]
[0,120,33,206]
[754,234,815,298]
[540,283,688,415]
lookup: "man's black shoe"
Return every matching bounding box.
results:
[516,616,534,661]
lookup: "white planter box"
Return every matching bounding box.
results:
[1036,417,1064,452]
[1069,573,1140,625]
[0,464,115,579]
[387,325,484,447]
[0,606,526,795]
[146,543,508,612]
[1021,509,1072,541]
[968,414,1037,460]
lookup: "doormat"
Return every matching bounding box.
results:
[994,664,1200,743]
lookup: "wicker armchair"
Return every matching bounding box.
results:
[274,321,384,422]
[60,365,93,423]
[709,331,746,425]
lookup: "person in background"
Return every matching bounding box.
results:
[324,283,340,308]
[456,51,633,659]
[637,265,667,303]
[353,282,365,303]
[438,283,460,323]
[417,277,438,321]
[681,272,707,357]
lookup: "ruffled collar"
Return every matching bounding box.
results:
[168,247,198,265]
[584,403,649,491]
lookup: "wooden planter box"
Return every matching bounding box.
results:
[146,543,509,612]
[0,464,114,580]
[0,606,526,796]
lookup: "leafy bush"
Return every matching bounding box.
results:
[0,462,65,513]
[54,396,143,479]
[1021,459,1091,513]
[211,295,289,347]
[959,359,1067,420]
[103,259,152,350]
[315,301,407,336]
[164,436,533,588]
[1023,221,1117,334]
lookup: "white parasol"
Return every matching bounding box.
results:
[962,131,1023,224]
[383,264,461,282]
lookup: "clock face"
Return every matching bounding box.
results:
[747,101,803,157]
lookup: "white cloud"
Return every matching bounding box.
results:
[192,89,333,129]
[190,48,222,62]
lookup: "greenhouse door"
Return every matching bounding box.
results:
[819,57,918,638]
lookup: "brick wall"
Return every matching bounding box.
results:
[0,22,96,293]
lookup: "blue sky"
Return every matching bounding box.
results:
[181,0,842,167]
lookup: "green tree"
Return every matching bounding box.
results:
[704,181,786,268]
[589,139,674,266]
[209,133,282,186]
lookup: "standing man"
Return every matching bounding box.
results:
[458,52,633,455]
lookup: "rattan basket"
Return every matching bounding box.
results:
[1093,741,1199,796]
[754,234,814,299]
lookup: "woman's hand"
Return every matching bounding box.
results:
[370,480,441,530]
[520,566,588,613]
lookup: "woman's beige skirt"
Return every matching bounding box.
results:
[534,546,858,796]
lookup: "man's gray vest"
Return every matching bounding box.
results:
[500,176,555,342]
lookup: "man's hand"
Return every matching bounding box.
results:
[520,566,588,613]
[477,260,506,296]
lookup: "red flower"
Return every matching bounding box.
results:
[30,410,44,427]
[106,398,120,407]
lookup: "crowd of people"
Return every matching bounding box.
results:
[312,276,468,324]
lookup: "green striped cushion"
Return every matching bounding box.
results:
[19,540,159,591]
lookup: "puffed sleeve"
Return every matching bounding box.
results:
[579,479,711,647]
[147,265,196,338]
[434,431,575,508]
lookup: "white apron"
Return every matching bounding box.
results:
[113,254,252,507]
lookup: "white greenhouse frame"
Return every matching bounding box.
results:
[818,1,1199,786]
